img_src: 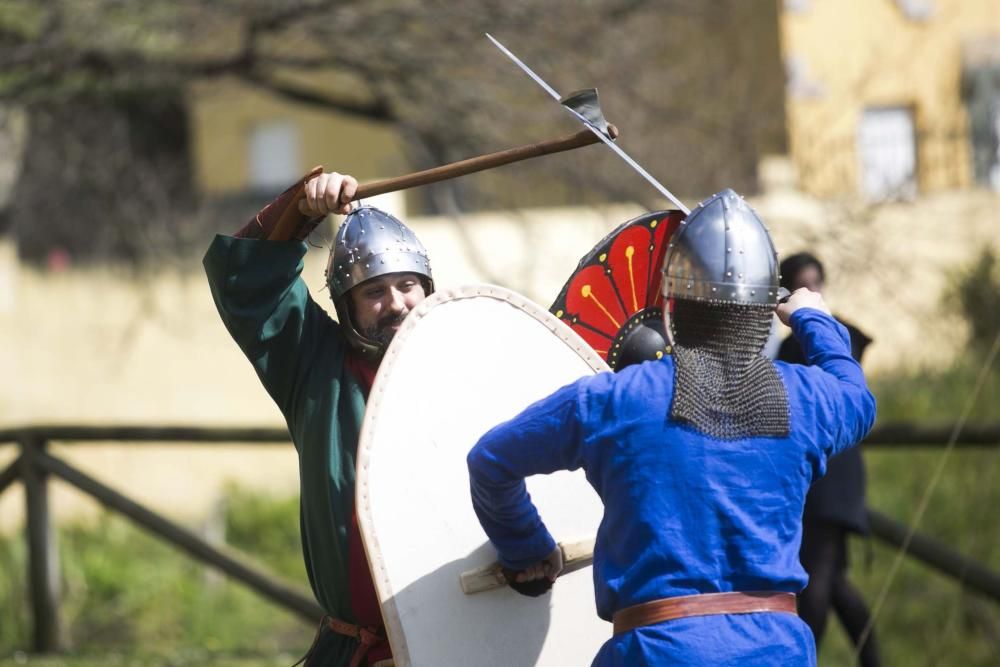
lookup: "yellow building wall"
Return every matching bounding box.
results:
[780,0,1000,196]
[188,78,408,195]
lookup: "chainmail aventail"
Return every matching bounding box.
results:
[670,299,790,440]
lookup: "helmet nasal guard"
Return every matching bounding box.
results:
[326,206,434,359]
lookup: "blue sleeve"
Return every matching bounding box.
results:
[466,381,587,570]
[788,308,877,457]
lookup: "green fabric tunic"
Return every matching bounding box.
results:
[204,234,364,662]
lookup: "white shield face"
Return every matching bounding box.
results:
[356,285,611,667]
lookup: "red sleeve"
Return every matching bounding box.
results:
[234,165,326,240]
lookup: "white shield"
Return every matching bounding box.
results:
[356,284,611,666]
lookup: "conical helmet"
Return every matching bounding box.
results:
[326,206,434,358]
[662,188,779,306]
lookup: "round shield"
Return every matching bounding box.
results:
[356,285,611,666]
[550,210,685,369]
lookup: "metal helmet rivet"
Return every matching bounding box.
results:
[660,187,779,308]
[326,205,435,358]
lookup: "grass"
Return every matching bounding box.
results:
[815,352,999,666]
[0,485,314,666]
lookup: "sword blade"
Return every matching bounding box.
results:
[486,33,690,214]
[485,33,562,102]
[583,126,691,214]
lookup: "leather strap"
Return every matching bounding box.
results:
[612,591,797,635]
[326,617,386,667]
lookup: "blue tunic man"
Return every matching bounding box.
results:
[467,190,876,665]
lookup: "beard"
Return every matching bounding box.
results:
[361,312,408,347]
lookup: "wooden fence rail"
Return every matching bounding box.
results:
[867,509,1000,602]
[0,422,997,448]
[0,422,996,654]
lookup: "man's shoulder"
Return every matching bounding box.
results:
[580,357,672,396]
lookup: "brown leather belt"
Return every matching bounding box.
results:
[612,591,797,635]
[326,617,386,667]
[294,615,387,667]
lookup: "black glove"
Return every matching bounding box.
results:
[501,567,554,597]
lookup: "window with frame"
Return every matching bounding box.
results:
[857,107,918,201]
[248,121,301,191]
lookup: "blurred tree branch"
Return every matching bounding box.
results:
[0,0,392,119]
[0,0,787,266]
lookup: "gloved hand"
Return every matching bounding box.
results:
[500,546,564,598]
[501,568,554,597]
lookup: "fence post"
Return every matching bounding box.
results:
[20,435,65,653]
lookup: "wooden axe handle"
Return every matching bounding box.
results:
[290,124,619,222]
[355,125,617,200]
[459,537,596,595]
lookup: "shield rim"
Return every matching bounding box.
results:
[355,283,609,665]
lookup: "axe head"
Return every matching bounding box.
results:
[560,88,611,138]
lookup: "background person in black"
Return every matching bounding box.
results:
[778,252,880,666]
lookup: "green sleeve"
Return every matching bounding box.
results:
[202,234,344,420]
[204,234,367,622]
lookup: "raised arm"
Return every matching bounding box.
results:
[203,169,358,416]
[777,289,877,457]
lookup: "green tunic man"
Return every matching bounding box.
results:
[204,169,433,666]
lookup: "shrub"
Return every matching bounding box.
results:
[946,246,1000,352]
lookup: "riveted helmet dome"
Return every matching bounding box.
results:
[662,188,780,306]
[327,206,433,299]
[326,206,434,359]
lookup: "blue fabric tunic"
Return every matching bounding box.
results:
[467,308,876,666]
